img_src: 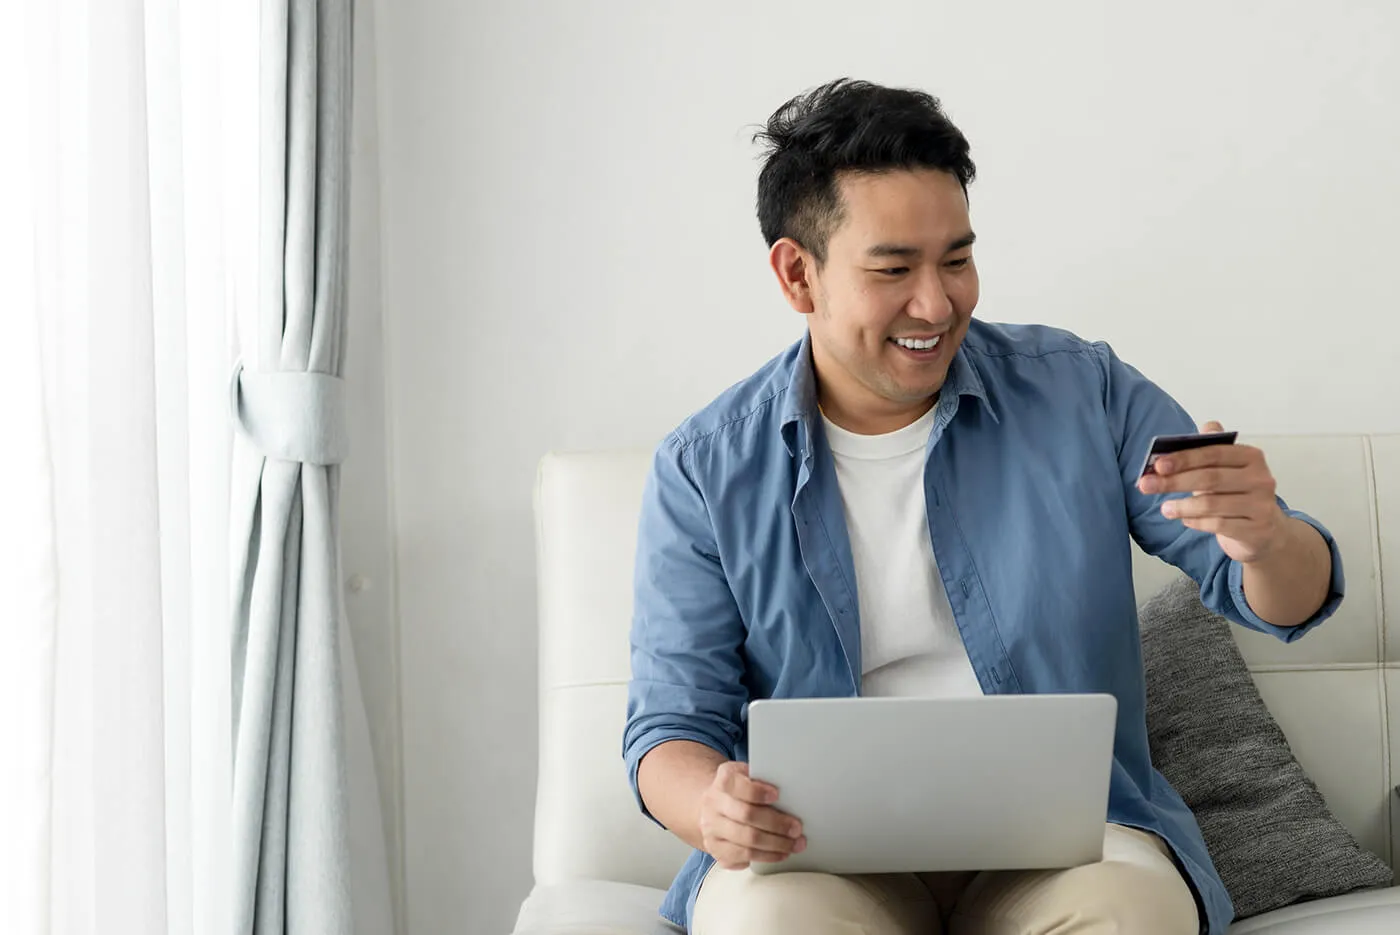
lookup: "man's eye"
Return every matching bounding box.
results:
[946,257,971,269]
[875,267,909,276]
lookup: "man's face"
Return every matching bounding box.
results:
[797,168,979,434]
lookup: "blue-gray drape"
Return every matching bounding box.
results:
[231,2,356,932]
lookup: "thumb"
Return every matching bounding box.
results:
[1201,420,1225,433]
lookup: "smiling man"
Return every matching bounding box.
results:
[622,79,1343,935]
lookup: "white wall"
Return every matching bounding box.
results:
[369,2,1400,932]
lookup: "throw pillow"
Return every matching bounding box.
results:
[1140,574,1394,920]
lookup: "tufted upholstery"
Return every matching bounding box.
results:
[519,436,1399,933]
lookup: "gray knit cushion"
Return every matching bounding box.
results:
[1141,575,1393,920]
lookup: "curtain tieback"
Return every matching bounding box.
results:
[229,359,349,466]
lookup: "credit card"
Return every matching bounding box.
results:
[1139,430,1238,477]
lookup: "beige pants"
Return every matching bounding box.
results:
[691,824,1200,935]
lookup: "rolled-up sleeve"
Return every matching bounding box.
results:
[1225,509,1345,641]
[1096,341,1345,640]
[623,437,747,825]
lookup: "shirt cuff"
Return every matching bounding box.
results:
[1227,509,1345,643]
[625,729,735,828]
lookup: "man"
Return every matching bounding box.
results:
[622,79,1343,935]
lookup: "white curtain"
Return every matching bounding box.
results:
[0,2,392,933]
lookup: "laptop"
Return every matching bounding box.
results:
[746,693,1117,876]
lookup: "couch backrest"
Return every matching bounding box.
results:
[531,436,1400,891]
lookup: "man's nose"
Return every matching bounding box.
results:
[907,274,954,323]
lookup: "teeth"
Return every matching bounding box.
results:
[895,336,941,350]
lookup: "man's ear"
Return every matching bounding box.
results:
[769,238,816,316]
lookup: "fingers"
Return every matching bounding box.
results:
[1138,447,1273,497]
[709,811,806,857]
[1145,423,1291,562]
[1159,491,1286,555]
[702,761,807,870]
[701,801,805,870]
[717,794,803,840]
[1148,443,1256,476]
[1140,466,1267,497]
[1160,493,1266,521]
[1177,515,1278,541]
[715,761,779,805]
[1141,466,1262,495]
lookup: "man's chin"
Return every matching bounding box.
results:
[891,374,949,401]
[883,385,945,410]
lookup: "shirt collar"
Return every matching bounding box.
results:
[779,330,1000,457]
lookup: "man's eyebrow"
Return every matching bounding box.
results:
[865,232,977,259]
[866,244,920,258]
[947,232,977,252]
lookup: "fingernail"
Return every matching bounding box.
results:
[1161,501,1177,518]
[1156,458,1173,473]
[794,838,807,853]
[1139,477,1159,494]
[790,823,802,837]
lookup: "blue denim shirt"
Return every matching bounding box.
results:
[623,320,1344,934]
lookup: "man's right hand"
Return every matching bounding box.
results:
[698,761,806,870]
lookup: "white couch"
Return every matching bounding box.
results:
[515,435,1400,934]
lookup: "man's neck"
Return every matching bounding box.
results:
[819,393,937,436]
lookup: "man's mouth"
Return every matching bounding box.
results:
[892,335,941,351]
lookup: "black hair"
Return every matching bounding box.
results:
[753,78,976,264]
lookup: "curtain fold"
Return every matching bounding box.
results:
[231,2,378,933]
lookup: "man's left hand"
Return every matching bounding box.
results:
[1137,421,1288,565]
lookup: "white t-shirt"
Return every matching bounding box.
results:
[822,405,984,699]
